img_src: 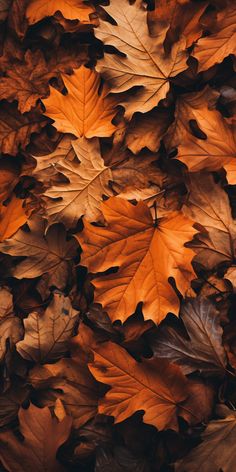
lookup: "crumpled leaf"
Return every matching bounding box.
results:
[88,340,189,431]
[193,4,236,72]
[0,403,72,472]
[16,291,79,363]
[0,218,77,289]
[175,406,236,472]
[94,0,188,118]
[42,66,118,139]
[44,137,113,227]
[76,197,197,324]
[152,297,227,376]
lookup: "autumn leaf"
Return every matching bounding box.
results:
[88,340,189,430]
[0,195,27,242]
[26,0,95,25]
[0,403,72,472]
[152,297,227,376]
[175,405,236,472]
[94,0,188,118]
[42,66,118,139]
[76,197,197,323]
[44,137,113,227]
[193,4,236,72]
[16,291,79,363]
[165,86,236,173]
[0,287,23,361]
[0,218,77,289]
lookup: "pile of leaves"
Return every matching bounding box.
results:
[0,0,236,470]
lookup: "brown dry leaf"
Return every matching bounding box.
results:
[175,406,236,472]
[0,0,11,22]
[88,340,189,430]
[0,102,48,155]
[0,403,72,472]
[165,87,236,172]
[76,197,197,324]
[0,196,27,242]
[16,291,79,363]
[0,287,23,361]
[193,4,236,72]
[183,173,236,270]
[0,218,77,289]
[26,0,95,25]
[29,352,98,428]
[223,319,236,370]
[148,0,208,50]
[0,157,21,203]
[152,297,227,376]
[125,108,172,154]
[44,137,113,227]
[42,66,118,139]
[94,0,188,118]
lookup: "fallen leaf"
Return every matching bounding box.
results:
[0,196,27,242]
[26,0,95,24]
[16,291,79,362]
[0,403,72,472]
[76,197,197,323]
[42,66,118,139]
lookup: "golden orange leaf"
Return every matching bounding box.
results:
[26,0,95,24]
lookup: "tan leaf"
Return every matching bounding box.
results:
[76,197,197,323]
[88,341,189,430]
[193,5,236,72]
[94,0,188,117]
[0,403,72,472]
[0,218,77,289]
[42,66,118,139]
[16,292,79,363]
[44,137,113,227]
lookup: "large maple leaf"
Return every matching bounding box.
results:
[88,340,189,430]
[44,137,113,227]
[26,0,94,24]
[165,87,236,173]
[94,0,188,117]
[76,197,197,324]
[42,66,117,139]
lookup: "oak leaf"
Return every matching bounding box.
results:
[44,137,113,227]
[0,218,77,289]
[16,292,79,363]
[94,0,188,117]
[193,5,236,72]
[165,87,236,173]
[183,173,236,270]
[0,403,72,472]
[42,66,117,139]
[152,298,227,376]
[26,0,95,24]
[76,197,197,323]
[175,406,236,472]
[88,340,189,430]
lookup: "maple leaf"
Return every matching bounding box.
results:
[0,102,48,155]
[0,403,72,472]
[193,4,236,72]
[0,218,77,289]
[0,196,27,242]
[29,352,98,428]
[16,292,79,363]
[42,66,118,139]
[183,173,236,270]
[152,297,227,376]
[88,340,189,430]
[165,86,236,172]
[26,0,95,25]
[44,137,113,227]
[94,0,188,118]
[175,405,236,472]
[76,197,197,324]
